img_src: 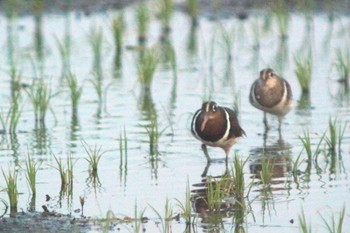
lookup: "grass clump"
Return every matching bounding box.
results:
[0,99,22,134]
[272,0,289,39]
[295,54,312,95]
[319,206,346,233]
[137,47,159,91]
[260,158,274,187]
[52,153,74,192]
[298,209,312,233]
[175,179,194,225]
[149,198,173,233]
[112,13,125,70]
[27,78,55,126]
[136,2,150,43]
[25,153,41,196]
[186,0,199,26]
[157,0,174,34]
[2,166,19,216]
[82,141,105,174]
[65,73,83,114]
[88,27,103,73]
[335,49,350,87]
[325,117,347,154]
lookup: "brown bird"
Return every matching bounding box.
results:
[191,101,245,163]
[249,68,293,131]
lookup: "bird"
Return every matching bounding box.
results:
[249,68,293,132]
[191,101,245,163]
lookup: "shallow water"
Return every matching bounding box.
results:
[0,2,349,232]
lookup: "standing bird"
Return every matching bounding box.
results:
[249,68,293,131]
[191,101,245,163]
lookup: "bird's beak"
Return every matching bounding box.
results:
[200,115,209,132]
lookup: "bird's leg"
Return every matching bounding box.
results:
[201,144,212,163]
[201,161,210,177]
[278,116,282,138]
[263,112,269,130]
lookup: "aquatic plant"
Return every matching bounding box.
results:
[319,206,345,233]
[325,117,347,153]
[83,141,105,174]
[157,0,174,34]
[206,177,226,212]
[145,119,165,157]
[232,153,248,198]
[137,47,159,91]
[272,0,289,39]
[52,153,74,191]
[298,209,312,233]
[295,55,312,94]
[27,78,55,125]
[25,153,41,196]
[119,127,128,185]
[90,72,103,106]
[260,158,274,187]
[133,201,146,233]
[0,97,22,134]
[175,179,194,225]
[88,27,103,73]
[55,35,71,73]
[136,2,150,43]
[186,0,199,26]
[1,166,18,216]
[149,197,173,233]
[335,49,350,86]
[299,130,312,170]
[112,13,125,69]
[65,73,83,114]
[219,25,234,62]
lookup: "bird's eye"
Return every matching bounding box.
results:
[212,105,217,112]
[269,72,274,77]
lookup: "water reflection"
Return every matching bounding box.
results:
[192,164,248,233]
[34,14,44,63]
[31,127,51,156]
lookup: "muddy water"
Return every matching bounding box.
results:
[0,2,349,232]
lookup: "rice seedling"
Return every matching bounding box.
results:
[133,201,146,233]
[137,47,159,92]
[259,158,274,188]
[272,0,289,39]
[65,73,83,114]
[157,0,174,35]
[219,25,234,62]
[52,153,74,191]
[88,27,103,74]
[25,153,41,196]
[175,179,194,225]
[232,153,248,198]
[112,13,125,70]
[149,197,173,233]
[55,35,71,75]
[5,0,19,20]
[136,2,150,43]
[325,117,347,154]
[206,177,226,212]
[32,0,44,16]
[82,141,105,174]
[26,78,55,126]
[335,49,350,87]
[1,166,18,216]
[186,0,199,26]
[119,127,128,186]
[0,99,22,134]
[299,130,312,170]
[145,119,165,158]
[294,53,312,95]
[298,209,312,233]
[0,198,8,218]
[319,206,345,233]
